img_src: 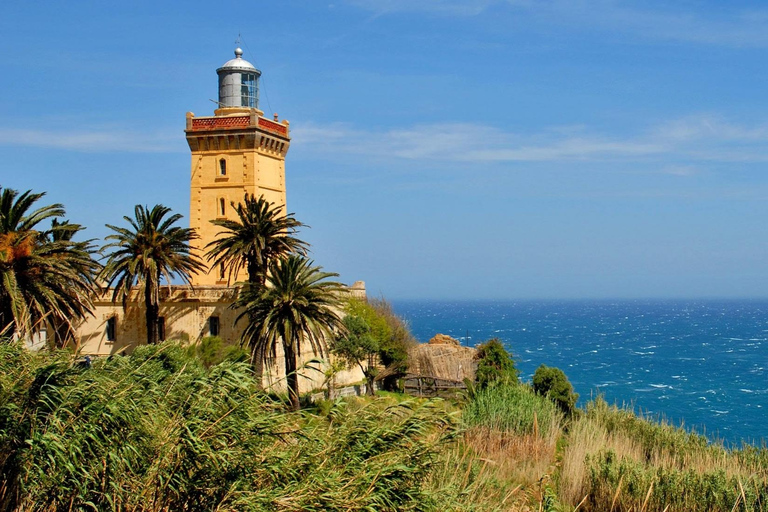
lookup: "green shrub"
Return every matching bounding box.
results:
[189,335,248,368]
[584,449,768,511]
[475,338,518,388]
[463,382,561,437]
[532,364,579,416]
[339,298,416,391]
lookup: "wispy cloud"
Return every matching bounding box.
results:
[345,0,502,17]
[346,0,768,48]
[0,128,179,153]
[292,114,768,167]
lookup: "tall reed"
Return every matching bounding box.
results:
[0,342,457,511]
[560,397,768,511]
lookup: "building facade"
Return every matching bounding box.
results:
[73,48,365,394]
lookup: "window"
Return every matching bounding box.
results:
[219,158,226,176]
[219,263,226,281]
[219,198,226,217]
[241,73,258,108]
[106,316,117,342]
[157,317,166,342]
[209,316,220,337]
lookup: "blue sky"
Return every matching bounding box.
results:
[3,1,768,299]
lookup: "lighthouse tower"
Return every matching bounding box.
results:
[185,48,291,286]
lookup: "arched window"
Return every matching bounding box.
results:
[219,158,227,176]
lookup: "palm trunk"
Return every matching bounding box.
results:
[252,341,265,388]
[247,269,267,387]
[145,285,158,345]
[284,340,300,411]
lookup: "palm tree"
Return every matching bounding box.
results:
[205,193,307,286]
[0,187,99,340]
[101,205,205,345]
[206,193,307,381]
[47,219,100,347]
[233,255,344,411]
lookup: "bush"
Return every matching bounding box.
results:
[475,338,518,388]
[532,364,579,416]
[463,382,561,437]
[189,335,248,368]
[339,298,416,391]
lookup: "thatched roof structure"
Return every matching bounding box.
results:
[406,334,477,382]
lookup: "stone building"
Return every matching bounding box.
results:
[74,48,366,393]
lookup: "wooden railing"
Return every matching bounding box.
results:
[402,375,467,398]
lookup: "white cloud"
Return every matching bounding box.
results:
[346,0,768,48]
[0,128,179,153]
[292,115,768,166]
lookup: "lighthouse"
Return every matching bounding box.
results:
[185,48,291,286]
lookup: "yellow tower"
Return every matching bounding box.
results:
[186,48,291,286]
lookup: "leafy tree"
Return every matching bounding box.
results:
[532,364,579,416]
[475,338,518,389]
[0,187,99,340]
[232,255,344,411]
[333,314,379,395]
[101,205,204,345]
[205,193,306,382]
[369,298,414,388]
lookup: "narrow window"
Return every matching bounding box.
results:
[106,316,117,342]
[157,317,166,342]
[219,263,226,281]
[219,158,226,176]
[219,198,226,216]
[209,316,220,337]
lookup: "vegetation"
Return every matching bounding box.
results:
[475,337,519,388]
[559,398,768,511]
[0,187,99,341]
[205,193,307,383]
[2,337,768,511]
[368,297,415,388]
[232,255,344,411]
[532,363,579,416]
[205,193,306,287]
[333,313,379,394]
[100,204,205,345]
[0,342,457,511]
[331,298,412,395]
[188,334,248,368]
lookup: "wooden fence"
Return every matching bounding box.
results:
[402,375,467,398]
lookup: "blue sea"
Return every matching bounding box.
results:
[392,299,768,447]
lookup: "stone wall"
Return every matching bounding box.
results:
[74,281,367,395]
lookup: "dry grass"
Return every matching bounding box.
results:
[464,425,559,490]
[559,399,768,511]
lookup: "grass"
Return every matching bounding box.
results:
[0,342,456,511]
[3,342,768,511]
[559,397,768,511]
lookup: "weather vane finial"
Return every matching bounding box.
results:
[235,33,242,47]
